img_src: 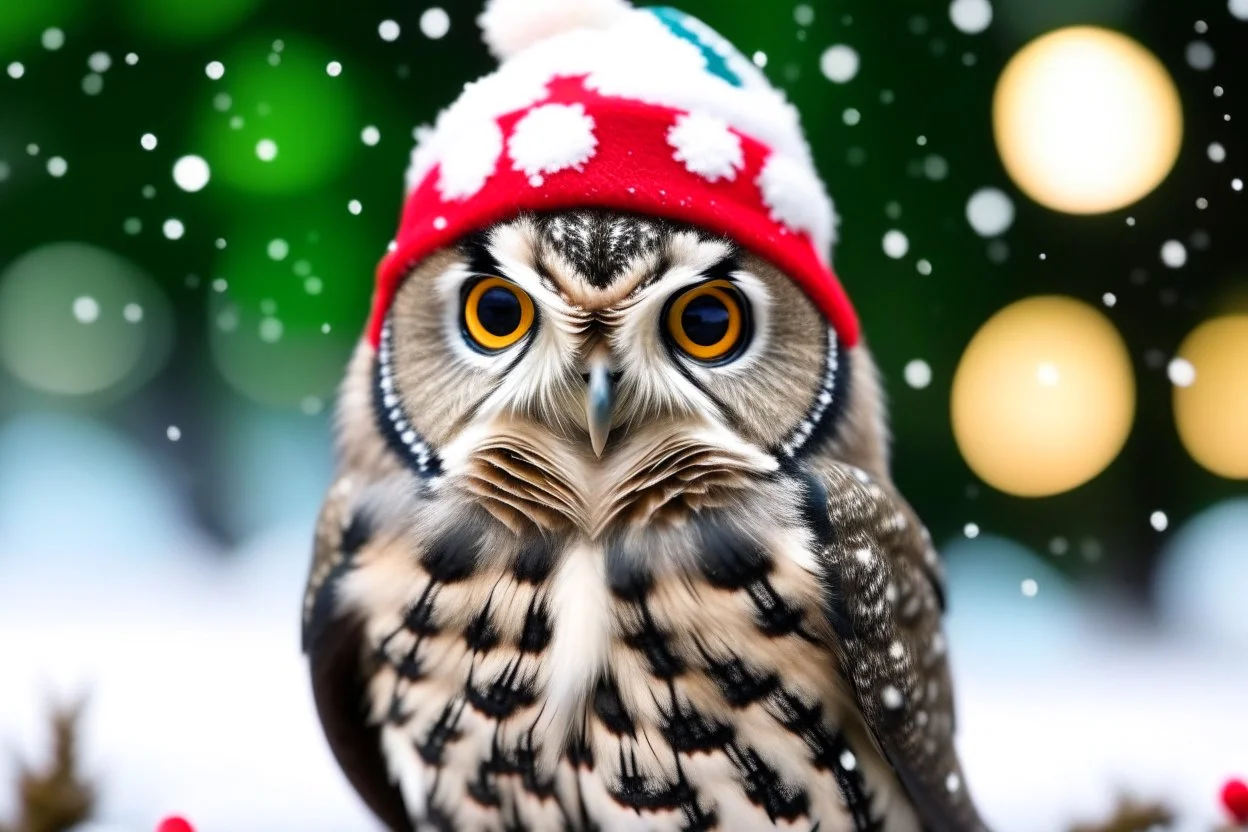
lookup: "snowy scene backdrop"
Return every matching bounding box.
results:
[1,0,1246,830]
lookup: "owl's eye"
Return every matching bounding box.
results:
[463,277,535,352]
[665,280,748,363]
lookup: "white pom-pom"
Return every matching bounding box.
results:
[478,0,634,60]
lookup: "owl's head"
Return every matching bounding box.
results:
[339,210,889,538]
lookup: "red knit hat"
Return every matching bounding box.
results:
[368,0,858,347]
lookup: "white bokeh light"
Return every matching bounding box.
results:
[0,243,172,397]
[162,219,185,240]
[361,126,381,146]
[205,60,225,80]
[172,155,211,192]
[140,133,158,151]
[1185,41,1215,71]
[256,139,278,162]
[420,7,451,39]
[966,188,1015,237]
[378,20,401,41]
[993,27,1182,214]
[949,0,993,34]
[72,296,100,324]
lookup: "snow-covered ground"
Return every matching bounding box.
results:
[1,414,1244,831]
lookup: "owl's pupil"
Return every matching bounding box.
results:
[477,286,522,336]
[681,295,731,346]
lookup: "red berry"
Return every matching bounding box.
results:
[155,816,195,832]
[1223,778,1248,825]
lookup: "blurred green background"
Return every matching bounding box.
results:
[1,0,1245,595]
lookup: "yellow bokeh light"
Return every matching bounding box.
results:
[1173,316,1248,479]
[993,26,1183,214]
[952,296,1136,497]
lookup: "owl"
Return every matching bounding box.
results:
[302,209,989,832]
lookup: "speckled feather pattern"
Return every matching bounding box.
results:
[303,210,988,832]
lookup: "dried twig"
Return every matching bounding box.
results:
[1070,797,1176,832]
[1,702,96,832]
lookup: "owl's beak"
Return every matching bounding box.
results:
[586,355,615,458]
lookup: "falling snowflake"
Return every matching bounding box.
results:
[508,103,597,178]
[667,112,743,182]
[882,229,909,259]
[904,359,932,389]
[1167,357,1196,387]
[819,45,859,83]
[1161,240,1187,268]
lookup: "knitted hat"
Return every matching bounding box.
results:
[368,0,858,347]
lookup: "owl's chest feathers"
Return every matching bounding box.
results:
[443,417,780,537]
[348,493,890,831]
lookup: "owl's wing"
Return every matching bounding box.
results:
[808,464,988,832]
[302,496,415,832]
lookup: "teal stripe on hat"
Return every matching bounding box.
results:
[646,6,743,87]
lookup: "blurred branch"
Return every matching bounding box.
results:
[1070,797,1175,832]
[1,702,95,832]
